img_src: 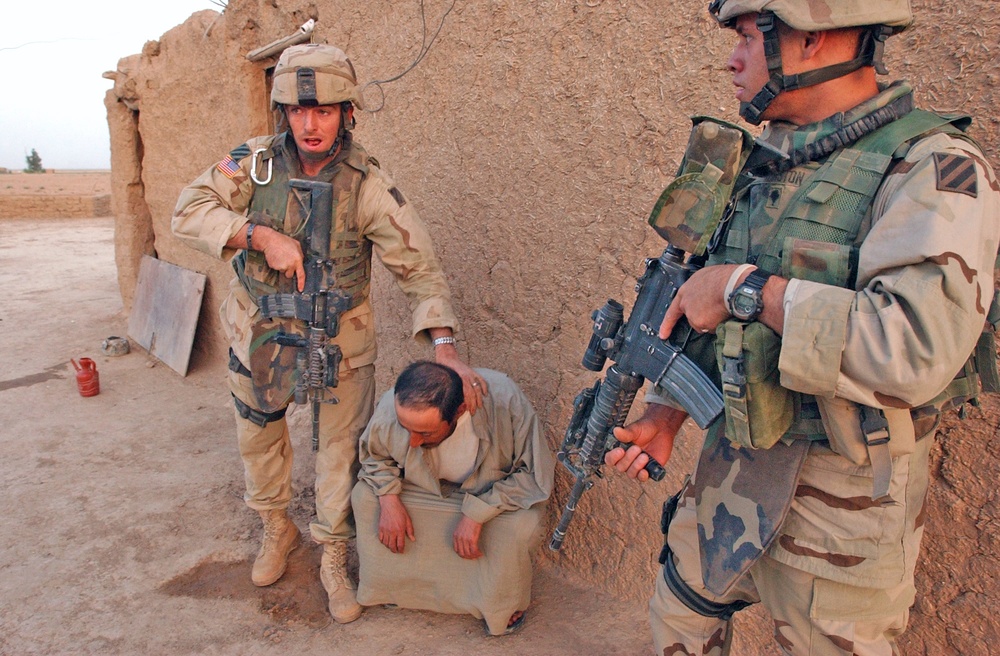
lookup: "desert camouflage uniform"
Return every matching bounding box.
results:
[172,131,458,543]
[649,82,1000,655]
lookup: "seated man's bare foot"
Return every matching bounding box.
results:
[505,610,526,634]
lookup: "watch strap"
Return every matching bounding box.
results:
[743,268,773,293]
[728,268,773,321]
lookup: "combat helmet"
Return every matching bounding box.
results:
[708,0,914,124]
[270,43,365,110]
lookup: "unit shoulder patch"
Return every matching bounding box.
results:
[229,143,252,161]
[932,152,978,198]
[387,186,406,207]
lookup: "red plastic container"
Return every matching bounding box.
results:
[71,358,100,397]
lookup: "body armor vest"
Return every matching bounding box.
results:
[684,107,997,598]
[234,135,374,311]
[709,108,988,441]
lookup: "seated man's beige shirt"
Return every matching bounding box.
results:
[354,368,553,635]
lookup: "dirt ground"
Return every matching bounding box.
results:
[0,210,665,653]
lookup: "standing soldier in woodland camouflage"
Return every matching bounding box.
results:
[172,43,488,624]
[607,1,1000,653]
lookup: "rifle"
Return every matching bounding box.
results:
[549,245,725,551]
[257,179,352,452]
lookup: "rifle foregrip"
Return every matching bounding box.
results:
[646,459,666,481]
[608,438,666,481]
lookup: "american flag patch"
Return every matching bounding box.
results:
[217,155,241,179]
[933,152,978,198]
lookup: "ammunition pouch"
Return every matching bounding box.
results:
[714,319,793,450]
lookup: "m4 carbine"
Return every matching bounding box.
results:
[258,179,351,452]
[549,245,724,551]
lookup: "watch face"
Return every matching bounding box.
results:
[731,285,761,319]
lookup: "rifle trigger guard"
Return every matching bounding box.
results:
[250,148,273,185]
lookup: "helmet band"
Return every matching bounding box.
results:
[296,68,318,105]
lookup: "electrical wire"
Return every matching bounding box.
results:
[361,0,458,112]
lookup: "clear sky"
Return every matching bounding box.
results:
[1,1,221,171]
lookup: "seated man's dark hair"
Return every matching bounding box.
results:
[394,361,466,423]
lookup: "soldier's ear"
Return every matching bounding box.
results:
[799,29,827,62]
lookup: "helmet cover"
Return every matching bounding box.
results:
[709,0,913,33]
[271,43,365,110]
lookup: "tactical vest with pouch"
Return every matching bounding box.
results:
[709,108,999,466]
[232,135,376,412]
[233,135,374,310]
[662,104,999,597]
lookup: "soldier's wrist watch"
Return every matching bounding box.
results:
[727,269,773,322]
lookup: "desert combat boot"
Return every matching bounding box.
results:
[251,509,300,586]
[320,541,363,623]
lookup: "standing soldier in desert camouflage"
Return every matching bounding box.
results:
[607,1,1000,653]
[171,43,488,624]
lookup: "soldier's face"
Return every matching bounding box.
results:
[286,104,351,160]
[395,401,461,449]
[727,14,771,110]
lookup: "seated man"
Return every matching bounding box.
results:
[352,361,553,635]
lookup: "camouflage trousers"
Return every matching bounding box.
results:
[227,363,376,543]
[651,448,926,656]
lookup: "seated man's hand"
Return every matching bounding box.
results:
[452,515,484,560]
[378,494,415,554]
[606,403,687,481]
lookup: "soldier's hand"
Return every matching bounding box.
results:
[257,226,307,292]
[606,404,687,481]
[452,516,484,560]
[377,494,415,554]
[659,264,739,339]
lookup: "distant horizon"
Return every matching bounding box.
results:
[1,1,218,171]
[1,168,112,173]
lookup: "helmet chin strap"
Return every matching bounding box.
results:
[325,137,343,159]
[324,103,355,158]
[740,12,890,125]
